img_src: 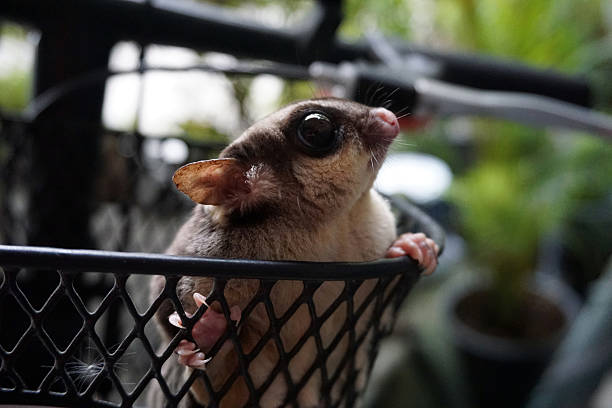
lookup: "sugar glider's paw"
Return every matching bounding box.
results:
[386,232,439,275]
[169,293,242,368]
[175,339,211,370]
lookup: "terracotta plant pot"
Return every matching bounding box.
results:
[445,275,580,408]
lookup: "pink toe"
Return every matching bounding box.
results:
[386,246,406,258]
[176,346,199,356]
[388,233,439,275]
[191,308,229,350]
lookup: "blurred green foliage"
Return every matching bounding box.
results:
[279,80,316,106]
[341,0,414,38]
[179,120,230,144]
[0,22,27,39]
[0,71,30,111]
[0,23,31,112]
[436,0,604,69]
[412,0,612,323]
[449,157,559,322]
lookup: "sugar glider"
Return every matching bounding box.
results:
[148,98,439,408]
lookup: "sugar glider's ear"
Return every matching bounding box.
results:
[173,158,278,211]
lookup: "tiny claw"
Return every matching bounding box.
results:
[189,352,212,369]
[195,352,211,364]
[386,232,439,275]
[386,246,406,257]
[169,312,185,329]
[176,348,200,356]
[193,292,209,308]
[230,305,242,324]
[176,340,212,369]
[176,346,200,356]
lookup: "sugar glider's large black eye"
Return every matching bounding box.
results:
[297,112,338,155]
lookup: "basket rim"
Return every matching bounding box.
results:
[0,244,421,280]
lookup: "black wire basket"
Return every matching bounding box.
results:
[0,196,443,408]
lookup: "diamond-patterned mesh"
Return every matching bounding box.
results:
[0,244,425,408]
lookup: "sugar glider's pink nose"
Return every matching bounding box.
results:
[365,107,400,146]
[372,107,398,127]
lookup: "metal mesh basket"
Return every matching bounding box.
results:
[0,197,443,408]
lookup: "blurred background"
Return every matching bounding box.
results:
[1,0,611,407]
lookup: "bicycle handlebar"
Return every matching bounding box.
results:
[0,0,592,107]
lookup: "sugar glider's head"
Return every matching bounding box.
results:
[173,98,399,224]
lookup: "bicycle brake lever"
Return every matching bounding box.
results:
[310,61,612,141]
[414,78,612,140]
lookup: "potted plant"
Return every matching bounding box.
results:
[447,159,580,408]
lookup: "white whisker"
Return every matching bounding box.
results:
[394,105,411,117]
[396,112,413,120]
[392,141,416,147]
